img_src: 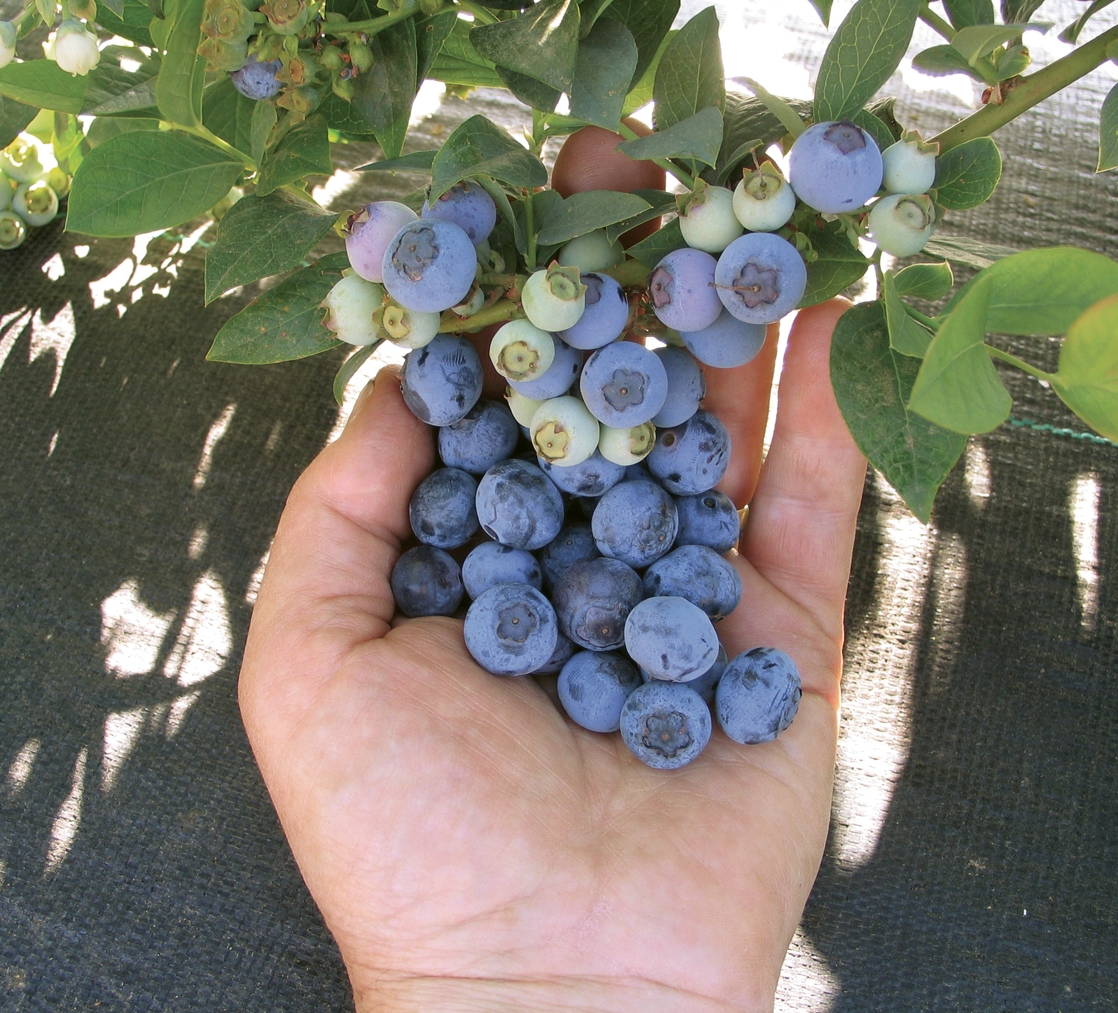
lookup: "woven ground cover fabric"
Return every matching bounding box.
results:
[2,2,1117,1010]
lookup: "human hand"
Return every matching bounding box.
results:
[238,143,867,1013]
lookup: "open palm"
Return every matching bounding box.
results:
[239,283,865,1011]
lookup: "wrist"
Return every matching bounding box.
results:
[352,974,763,1013]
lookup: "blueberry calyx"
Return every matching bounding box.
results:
[497,602,538,642]
[642,710,693,758]
[602,368,646,410]
[824,121,866,154]
[648,265,672,309]
[728,263,779,308]
[392,225,438,281]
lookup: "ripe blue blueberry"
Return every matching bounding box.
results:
[409,467,479,549]
[463,582,559,676]
[619,681,712,769]
[673,489,740,555]
[652,346,705,428]
[580,340,669,429]
[714,232,807,325]
[438,399,520,474]
[474,458,564,550]
[533,632,576,675]
[788,120,884,214]
[715,647,802,744]
[623,595,719,682]
[538,449,624,497]
[558,272,629,350]
[381,219,478,313]
[552,556,644,652]
[646,409,730,496]
[421,180,497,246]
[461,541,542,600]
[642,544,742,621]
[537,522,600,590]
[400,333,483,426]
[652,644,727,705]
[647,248,722,332]
[345,201,418,282]
[508,337,582,400]
[680,308,767,369]
[591,479,678,569]
[390,545,464,617]
[558,651,642,733]
[230,56,283,100]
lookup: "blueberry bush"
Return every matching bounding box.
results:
[3,0,1118,762]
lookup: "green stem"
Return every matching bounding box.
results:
[439,298,523,333]
[59,0,70,21]
[931,23,1118,153]
[918,4,956,42]
[617,122,696,190]
[525,190,537,271]
[14,3,40,27]
[986,344,1055,381]
[903,302,940,330]
[185,124,255,170]
[329,1,423,37]
[454,0,498,24]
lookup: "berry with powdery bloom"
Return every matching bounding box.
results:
[788,120,883,214]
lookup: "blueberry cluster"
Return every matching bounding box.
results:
[0,135,68,252]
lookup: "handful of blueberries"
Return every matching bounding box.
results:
[320,119,923,767]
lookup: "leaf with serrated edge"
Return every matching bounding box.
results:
[537,190,651,246]
[814,0,921,124]
[1052,292,1118,441]
[470,0,581,93]
[934,137,1002,210]
[618,107,723,167]
[908,275,1012,434]
[653,6,724,131]
[894,260,954,300]
[256,115,332,196]
[429,115,547,202]
[207,252,349,364]
[831,301,966,522]
[799,225,870,308]
[884,271,933,357]
[0,60,87,114]
[570,18,637,129]
[66,131,242,238]
[205,191,337,304]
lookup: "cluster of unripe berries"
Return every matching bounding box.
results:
[0,135,68,252]
[321,176,810,768]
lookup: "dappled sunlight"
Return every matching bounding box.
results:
[163,569,233,689]
[832,474,933,872]
[194,403,237,491]
[924,532,968,698]
[1070,472,1100,633]
[775,929,840,1012]
[28,301,77,397]
[6,739,41,797]
[101,707,147,794]
[965,441,992,507]
[100,579,176,679]
[45,747,87,875]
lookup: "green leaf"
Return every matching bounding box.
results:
[814,0,921,123]
[517,187,564,260]
[1098,80,1118,172]
[578,0,616,36]
[95,0,155,44]
[356,149,438,172]
[909,275,1013,434]
[156,0,206,127]
[943,0,995,28]
[250,99,277,170]
[617,106,723,167]
[938,247,1118,336]
[740,77,805,139]
[352,16,418,161]
[933,136,1002,209]
[35,0,54,26]
[334,341,382,405]
[951,22,1050,66]
[474,173,526,256]
[912,44,986,80]
[922,233,1017,269]
[0,96,38,151]
[82,48,161,116]
[620,28,672,117]
[497,66,562,112]
[202,77,254,157]
[537,189,651,246]
[1002,0,1046,22]
[602,0,679,87]
[416,10,458,83]
[714,90,812,183]
[256,115,332,196]
[207,251,349,364]
[808,0,833,25]
[0,60,87,114]
[318,92,375,139]
[799,225,871,308]
[894,260,954,300]
[852,107,897,153]
[653,6,724,131]
[427,16,506,89]
[831,302,967,521]
[1051,293,1118,441]
[884,271,933,357]
[570,17,638,129]
[603,187,674,242]
[428,114,547,202]
[626,216,686,269]
[85,116,160,148]
[1061,0,1117,44]
[470,0,581,93]
[66,130,242,237]
[204,191,338,303]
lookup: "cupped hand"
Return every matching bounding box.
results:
[238,141,867,1013]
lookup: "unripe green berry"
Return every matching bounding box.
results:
[349,43,373,72]
[557,229,623,273]
[489,319,556,382]
[377,300,440,349]
[880,133,937,195]
[598,422,656,465]
[732,164,796,232]
[530,396,600,467]
[0,174,13,212]
[13,180,59,227]
[505,387,544,427]
[522,262,586,331]
[678,182,742,254]
[0,210,27,250]
[320,46,344,70]
[867,193,936,257]
[1,138,44,184]
[321,273,385,345]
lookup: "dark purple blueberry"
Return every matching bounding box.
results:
[230,57,283,100]
[421,180,497,246]
[673,490,740,554]
[646,409,730,496]
[474,458,564,550]
[558,650,643,732]
[591,478,678,569]
[461,541,542,600]
[537,522,600,590]
[390,545,463,617]
[642,544,742,621]
[408,467,479,549]
[438,399,520,473]
[552,556,644,652]
[401,333,483,426]
[538,449,624,497]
